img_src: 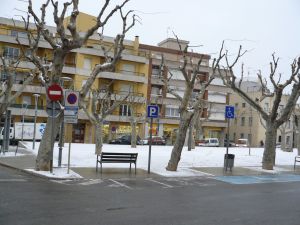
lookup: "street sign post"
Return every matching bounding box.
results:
[147,105,159,174]
[64,91,80,124]
[224,105,235,171]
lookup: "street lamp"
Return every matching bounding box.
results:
[32,93,40,150]
[58,76,73,167]
[21,103,28,142]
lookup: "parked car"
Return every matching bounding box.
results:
[236,138,248,147]
[142,136,166,145]
[197,138,219,147]
[109,135,142,145]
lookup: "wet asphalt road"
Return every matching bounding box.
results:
[1,166,300,225]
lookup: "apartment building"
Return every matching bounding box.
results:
[229,80,294,147]
[0,13,148,143]
[140,38,230,143]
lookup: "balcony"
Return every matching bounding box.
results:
[98,71,147,83]
[12,84,46,94]
[97,90,145,103]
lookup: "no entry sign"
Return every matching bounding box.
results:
[47,84,63,101]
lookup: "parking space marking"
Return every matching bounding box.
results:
[214,174,300,185]
[145,178,174,188]
[0,179,27,182]
[78,179,103,186]
[109,179,133,189]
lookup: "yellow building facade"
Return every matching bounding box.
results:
[0,13,148,143]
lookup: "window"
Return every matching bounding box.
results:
[11,30,28,38]
[242,103,246,108]
[234,117,237,125]
[122,64,135,75]
[119,104,131,116]
[248,117,253,126]
[83,58,92,70]
[22,96,32,105]
[240,133,244,139]
[241,117,245,126]
[165,106,180,118]
[235,103,238,108]
[3,47,20,59]
[152,65,161,76]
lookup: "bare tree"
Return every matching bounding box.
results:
[82,83,129,155]
[165,38,225,171]
[220,48,300,170]
[18,0,134,170]
[126,94,146,148]
[0,50,35,117]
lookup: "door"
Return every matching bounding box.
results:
[72,124,85,143]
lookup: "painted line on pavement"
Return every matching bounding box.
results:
[109,179,133,189]
[0,179,27,182]
[79,179,103,186]
[146,178,174,188]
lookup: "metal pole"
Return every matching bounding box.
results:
[148,117,153,174]
[67,142,71,174]
[50,101,55,173]
[21,107,25,142]
[224,118,230,171]
[58,118,64,167]
[32,94,39,150]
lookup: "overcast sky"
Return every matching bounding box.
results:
[0,0,299,86]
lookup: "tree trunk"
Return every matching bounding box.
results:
[297,131,300,155]
[130,120,137,148]
[280,127,286,151]
[95,121,103,155]
[35,114,62,171]
[262,122,277,170]
[166,112,192,171]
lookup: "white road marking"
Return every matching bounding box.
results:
[51,179,74,185]
[109,179,133,189]
[79,179,103,186]
[146,178,174,188]
[0,179,26,182]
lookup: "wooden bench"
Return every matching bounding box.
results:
[294,156,300,170]
[96,152,138,174]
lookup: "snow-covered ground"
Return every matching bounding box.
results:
[19,142,299,178]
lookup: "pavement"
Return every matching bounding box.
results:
[1,145,300,181]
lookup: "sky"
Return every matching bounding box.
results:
[0,0,299,87]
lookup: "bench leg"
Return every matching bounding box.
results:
[130,163,132,173]
[135,163,137,175]
[100,162,102,174]
[294,160,296,170]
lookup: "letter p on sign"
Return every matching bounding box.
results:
[147,105,159,118]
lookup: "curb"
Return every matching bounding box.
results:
[0,160,83,181]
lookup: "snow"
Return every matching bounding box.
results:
[19,142,299,178]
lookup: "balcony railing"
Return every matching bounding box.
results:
[117,70,145,77]
[9,104,44,110]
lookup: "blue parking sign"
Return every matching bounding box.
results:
[147,105,159,118]
[225,106,235,119]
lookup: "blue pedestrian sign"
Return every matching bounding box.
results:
[147,105,159,118]
[225,106,235,119]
